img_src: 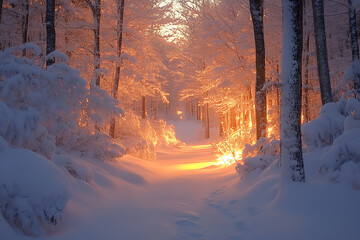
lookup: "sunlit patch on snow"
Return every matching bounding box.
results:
[176,161,218,170]
[215,150,243,166]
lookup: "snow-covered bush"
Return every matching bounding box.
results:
[302,99,347,149]
[115,111,181,160]
[0,144,69,236]
[71,132,126,161]
[316,98,360,186]
[213,129,244,165]
[0,45,124,160]
[236,137,280,179]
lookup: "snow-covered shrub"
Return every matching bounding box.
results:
[71,132,125,161]
[151,119,183,147]
[236,137,280,179]
[115,111,181,160]
[0,44,124,160]
[213,129,244,165]
[316,98,360,185]
[302,99,347,149]
[0,146,69,236]
[319,128,360,186]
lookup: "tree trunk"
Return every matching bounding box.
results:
[85,0,101,86]
[280,0,305,183]
[0,0,3,23]
[312,0,333,105]
[142,96,147,119]
[94,0,101,86]
[303,32,310,123]
[250,0,267,139]
[348,0,360,94]
[46,0,56,66]
[109,0,125,139]
[205,102,209,139]
[303,0,310,123]
[22,0,30,56]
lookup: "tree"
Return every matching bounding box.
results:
[312,0,333,105]
[0,0,3,23]
[249,0,267,139]
[85,0,101,86]
[280,0,305,182]
[46,0,56,66]
[109,0,125,138]
[22,0,30,47]
[347,0,360,94]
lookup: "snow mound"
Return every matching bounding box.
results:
[302,100,346,148]
[0,146,69,236]
[320,128,360,186]
[236,137,280,179]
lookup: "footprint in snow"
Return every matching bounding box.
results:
[175,212,203,238]
[175,219,198,227]
[234,220,246,231]
[247,207,260,216]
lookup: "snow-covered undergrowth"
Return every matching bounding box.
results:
[0,45,125,235]
[237,96,360,187]
[115,111,182,160]
[0,44,124,160]
[236,137,280,179]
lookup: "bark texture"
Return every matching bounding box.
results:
[312,0,333,105]
[109,0,125,138]
[249,0,267,139]
[46,0,56,66]
[280,0,305,182]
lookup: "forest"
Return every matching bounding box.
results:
[0,0,360,239]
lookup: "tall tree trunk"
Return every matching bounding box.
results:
[280,0,305,182]
[312,0,333,104]
[142,96,147,119]
[109,0,125,139]
[46,0,56,66]
[205,102,210,139]
[348,0,360,94]
[303,32,310,123]
[0,0,3,23]
[94,0,101,86]
[85,0,101,86]
[22,0,30,56]
[303,0,310,123]
[64,13,72,58]
[250,0,267,139]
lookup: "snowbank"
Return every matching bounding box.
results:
[0,145,69,236]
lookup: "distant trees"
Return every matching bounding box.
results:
[249,0,267,139]
[312,0,333,104]
[280,0,305,182]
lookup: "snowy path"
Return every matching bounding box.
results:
[2,121,360,240]
[55,143,242,240]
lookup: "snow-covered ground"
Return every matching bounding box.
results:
[1,120,360,240]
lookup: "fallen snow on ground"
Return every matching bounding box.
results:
[1,121,360,240]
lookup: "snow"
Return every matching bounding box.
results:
[1,120,360,239]
[0,145,69,236]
